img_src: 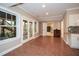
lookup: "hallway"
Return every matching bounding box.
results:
[5,36,79,56]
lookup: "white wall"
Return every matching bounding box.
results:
[42,23,47,36]
[53,22,61,30]
[68,14,79,26]
[0,6,22,55]
[63,8,79,49]
[61,20,64,38]
[39,21,61,36]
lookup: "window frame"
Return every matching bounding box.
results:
[0,8,17,41]
[23,20,28,40]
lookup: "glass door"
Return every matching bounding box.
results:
[34,22,37,33]
[29,22,33,37]
[23,20,28,40]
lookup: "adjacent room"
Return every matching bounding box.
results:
[0,3,79,56]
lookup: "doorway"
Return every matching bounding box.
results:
[42,22,61,37]
[42,22,53,36]
[46,23,53,36]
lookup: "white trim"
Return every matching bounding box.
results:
[63,39,68,44]
[0,43,22,56]
[33,34,40,39]
[70,45,79,49]
[0,5,22,56]
[0,37,18,46]
[0,6,21,45]
[23,34,40,44]
[0,5,40,56]
[22,37,34,44]
[0,5,19,16]
[63,38,72,48]
[18,6,37,20]
[22,38,30,44]
[66,7,79,11]
[39,15,63,18]
[0,35,40,56]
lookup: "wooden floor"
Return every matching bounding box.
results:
[5,36,79,56]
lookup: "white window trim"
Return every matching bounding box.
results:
[0,6,20,45]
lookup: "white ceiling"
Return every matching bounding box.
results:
[0,3,79,21]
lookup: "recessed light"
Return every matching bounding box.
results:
[42,4,46,8]
[46,12,48,15]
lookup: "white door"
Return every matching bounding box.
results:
[43,23,47,36]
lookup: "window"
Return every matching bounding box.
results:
[23,20,28,40]
[0,10,16,40]
[0,11,6,25]
[29,22,33,37]
[34,22,37,33]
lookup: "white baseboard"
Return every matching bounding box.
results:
[23,35,40,44]
[64,40,68,44]
[34,35,40,38]
[70,45,79,49]
[0,35,40,56]
[0,43,22,56]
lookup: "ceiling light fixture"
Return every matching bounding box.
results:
[42,4,46,8]
[46,12,48,15]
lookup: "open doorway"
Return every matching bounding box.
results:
[42,22,61,37]
[46,23,53,36]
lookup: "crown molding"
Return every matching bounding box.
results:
[39,15,63,19]
[66,7,79,11]
[37,15,63,21]
[18,6,38,20]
